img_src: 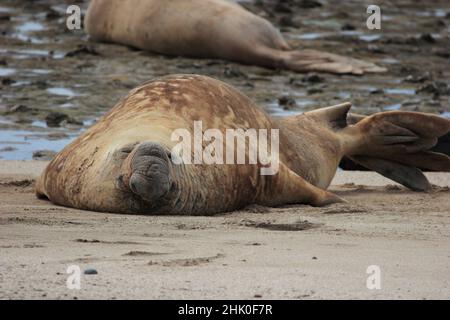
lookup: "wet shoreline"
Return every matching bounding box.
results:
[1,0,449,160]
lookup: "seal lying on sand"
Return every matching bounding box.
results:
[36,75,450,215]
[84,0,385,75]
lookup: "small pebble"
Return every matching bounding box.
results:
[278,96,297,110]
[84,268,98,275]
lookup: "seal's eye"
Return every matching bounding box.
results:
[114,142,140,160]
[115,174,127,191]
[119,142,139,154]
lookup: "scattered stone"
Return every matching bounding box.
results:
[0,12,11,21]
[243,204,271,213]
[45,8,61,19]
[289,77,305,87]
[244,220,321,231]
[399,66,419,74]
[419,33,436,43]
[45,112,68,127]
[84,268,98,275]
[1,78,15,86]
[433,49,450,59]
[369,88,383,94]
[274,3,293,14]
[420,19,446,29]
[47,132,69,140]
[279,15,300,28]
[65,45,100,58]
[367,44,385,54]
[278,96,297,110]
[176,62,201,69]
[45,112,83,127]
[32,150,56,161]
[307,87,323,95]
[123,251,161,256]
[302,73,323,83]
[385,185,402,191]
[417,81,449,96]
[254,294,263,298]
[297,0,322,9]
[15,118,32,124]
[223,66,247,78]
[74,239,101,243]
[403,74,429,83]
[0,146,16,152]
[334,11,350,19]
[243,81,255,88]
[34,80,47,89]
[382,36,419,45]
[341,23,356,31]
[312,256,318,260]
[5,105,32,114]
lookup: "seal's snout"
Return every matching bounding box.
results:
[127,142,173,203]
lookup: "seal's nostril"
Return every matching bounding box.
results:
[129,175,139,194]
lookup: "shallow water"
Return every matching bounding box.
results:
[0,0,449,161]
[291,31,382,42]
[0,68,16,76]
[384,88,416,95]
[0,129,75,160]
[384,103,402,111]
[13,21,47,44]
[46,87,80,97]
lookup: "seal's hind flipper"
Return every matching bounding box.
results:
[348,156,432,191]
[280,49,387,75]
[342,111,450,191]
[304,102,352,130]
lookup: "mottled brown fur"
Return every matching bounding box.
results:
[36,75,450,215]
[84,0,385,75]
[36,75,345,214]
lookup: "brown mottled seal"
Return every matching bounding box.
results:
[84,0,385,75]
[36,75,450,215]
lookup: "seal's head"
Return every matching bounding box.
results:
[114,141,182,213]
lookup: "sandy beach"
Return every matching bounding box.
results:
[0,160,449,300]
[0,0,449,301]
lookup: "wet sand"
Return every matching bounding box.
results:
[0,160,449,299]
[1,0,450,160]
[0,0,449,300]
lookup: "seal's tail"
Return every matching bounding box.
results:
[342,111,450,191]
[279,49,387,75]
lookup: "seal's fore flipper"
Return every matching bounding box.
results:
[258,161,346,207]
[343,111,450,191]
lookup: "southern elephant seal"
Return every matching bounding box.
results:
[84,0,386,75]
[36,75,450,215]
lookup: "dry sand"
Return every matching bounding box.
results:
[0,160,449,300]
